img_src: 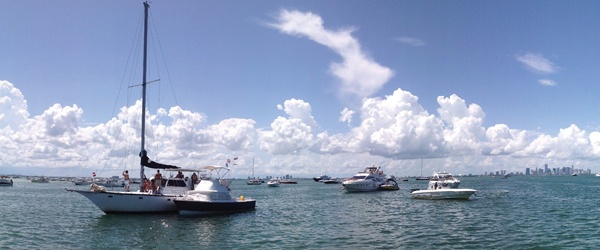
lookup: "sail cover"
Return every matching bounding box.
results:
[140,150,178,169]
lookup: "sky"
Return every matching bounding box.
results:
[2,0,600,178]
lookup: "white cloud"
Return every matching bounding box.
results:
[4,80,600,177]
[258,99,316,155]
[437,94,486,154]
[538,79,557,86]
[278,98,318,131]
[516,52,559,74]
[269,9,394,98]
[483,124,529,155]
[258,116,314,155]
[313,89,448,158]
[339,107,355,125]
[209,118,256,151]
[396,37,425,46]
[0,80,29,131]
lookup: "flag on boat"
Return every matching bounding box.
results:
[92,172,96,177]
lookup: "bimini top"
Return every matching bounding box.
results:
[199,165,230,171]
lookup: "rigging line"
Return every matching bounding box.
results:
[149,11,198,166]
[96,11,145,176]
[149,13,199,167]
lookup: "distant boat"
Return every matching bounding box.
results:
[596,173,600,177]
[313,175,331,182]
[572,173,577,176]
[31,176,49,183]
[280,179,297,184]
[322,179,341,184]
[415,158,430,180]
[247,159,262,185]
[267,178,280,187]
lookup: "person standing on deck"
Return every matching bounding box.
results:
[122,170,131,192]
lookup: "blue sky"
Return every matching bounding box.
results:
[2,0,600,178]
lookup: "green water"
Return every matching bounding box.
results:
[1,176,599,249]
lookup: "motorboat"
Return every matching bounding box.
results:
[267,178,280,187]
[67,2,200,213]
[279,179,297,184]
[313,175,331,182]
[174,165,256,215]
[31,176,49,183]
[596,173,600,177]
[380,176,399,191]
[322,178,341,184]
[0,176,13,186]
[342,166,387,192]
[410,171,476,200]
[72,178,91,186]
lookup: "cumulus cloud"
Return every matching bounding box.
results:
[313,89,448,158]
[276,98,318,131]
[339,107,354,125]
[483,124,529,155]
[209,118,256,151]
[437,94,485,154]
[4,79,600,176]
[516,52,559,74]
[269,9,394,98]
[259,99,316,155]
[396,37,425,46]
[0,80,30,130]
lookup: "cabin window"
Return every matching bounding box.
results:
[166,179,187,187]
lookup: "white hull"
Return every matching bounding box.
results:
[410,189,476,200]
[67,189,179,213]
[342,180,383,192]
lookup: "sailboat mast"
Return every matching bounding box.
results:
[140,1,149,184]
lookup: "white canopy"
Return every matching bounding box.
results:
[199,165,230,171]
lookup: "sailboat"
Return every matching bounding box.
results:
[246,159,262,185]
[67,2,194,213]
[415,158,430,180]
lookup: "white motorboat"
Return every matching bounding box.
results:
[342,166,387,192]
[174,166,256,216]
[322,178,341,184]
[0,176,13,186]
[267,178,280,187]
[596,173,600,177]
[31,176,49,183]
[313,175,331,182]
[410,171,476,200]
[67,2,199,213]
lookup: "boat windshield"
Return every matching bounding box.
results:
[352,175,366,179]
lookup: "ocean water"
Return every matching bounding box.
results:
[1,175,600,249]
